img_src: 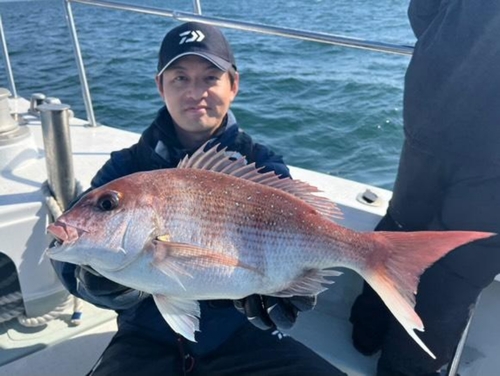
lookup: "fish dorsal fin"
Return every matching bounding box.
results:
[178,142,343,221]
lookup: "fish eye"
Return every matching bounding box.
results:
[97,191,120,211]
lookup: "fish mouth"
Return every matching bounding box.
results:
[47,221,88,246]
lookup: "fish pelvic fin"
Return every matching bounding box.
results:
[153,295,200,342]
[269,268,342,297]
[363,230,495,359]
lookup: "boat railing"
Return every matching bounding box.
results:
[59,0,414,127]
[0,14,17,98]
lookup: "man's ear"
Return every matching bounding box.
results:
[155,74,164,97]
[231,71,240,99]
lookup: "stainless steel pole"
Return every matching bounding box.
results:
[39,103,76,211]
[69,0,413,56]
[0,14,17,98]
[63,0,98,127]
[192,0,202,14]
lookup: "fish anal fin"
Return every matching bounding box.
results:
[153,295,200,342]
[269,268,342,297]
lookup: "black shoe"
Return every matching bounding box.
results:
[351,322,384,356]
[349,298,388,355]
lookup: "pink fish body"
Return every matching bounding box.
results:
[46,144,494,358]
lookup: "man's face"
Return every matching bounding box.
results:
[156,55,239,144]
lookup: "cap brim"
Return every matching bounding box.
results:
[157,52,232,76]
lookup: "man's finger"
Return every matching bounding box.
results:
[264,296,297,330]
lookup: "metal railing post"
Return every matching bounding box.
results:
[39,102,77,211]
[192,0,202,14]
[0,14,17,98]
[63,0,98,127]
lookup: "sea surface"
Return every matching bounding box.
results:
[0,0,416,190]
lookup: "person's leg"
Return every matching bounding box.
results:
[350,140,446,356]
[198,322,347,376]
[87,330,183,376]
[376,160,500,375]
[377,261,482,375]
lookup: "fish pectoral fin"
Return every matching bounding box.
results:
[151,240,261,274]
[270,268,342,297]
[153,295,200,342]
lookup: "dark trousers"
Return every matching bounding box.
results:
[350,140,500,375]
[87,321,346,376]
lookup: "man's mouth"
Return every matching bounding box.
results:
[186,104,209,113]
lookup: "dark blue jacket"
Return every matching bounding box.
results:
[52,107,290,355]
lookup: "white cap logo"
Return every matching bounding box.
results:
[179,30,205,44]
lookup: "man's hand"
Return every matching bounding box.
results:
[234,294,317,330]
[75,265,131,296]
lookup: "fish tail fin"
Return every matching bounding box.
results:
[362,230,494,359]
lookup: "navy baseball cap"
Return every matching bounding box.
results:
[157,22,237,76]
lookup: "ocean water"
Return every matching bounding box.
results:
[0,0,415,189]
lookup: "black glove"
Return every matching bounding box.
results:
[234,294,317,330]
[73,264,149,310]
[75,265,131,297]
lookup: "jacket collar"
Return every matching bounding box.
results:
[149,106,238,165]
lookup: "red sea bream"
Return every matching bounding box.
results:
[46,143,494,358]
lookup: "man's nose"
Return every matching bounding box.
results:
[186,80,208,99]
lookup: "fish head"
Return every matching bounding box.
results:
[46,177,159,273]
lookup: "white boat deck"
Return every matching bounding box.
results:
[1,97,500,375]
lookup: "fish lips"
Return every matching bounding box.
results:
[45,222,86,259]
[47,222,85,243]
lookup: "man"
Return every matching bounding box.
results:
[51,22,345,376]
[350,1,500,375]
